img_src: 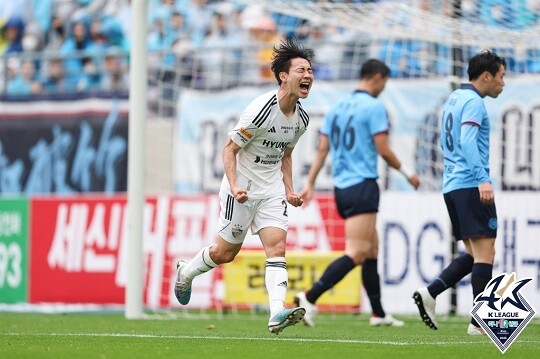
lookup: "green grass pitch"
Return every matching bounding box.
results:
[1,312,539,358]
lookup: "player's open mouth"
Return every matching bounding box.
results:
[300,82,311,92]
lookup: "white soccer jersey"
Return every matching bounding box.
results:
[221,90,309,198]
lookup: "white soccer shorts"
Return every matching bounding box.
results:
[218,189,289,244]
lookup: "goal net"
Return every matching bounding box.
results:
[145,0,540,317]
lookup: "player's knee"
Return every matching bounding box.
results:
[347,243,375,265]
[210,246,237,264]
[348,250,368,265]
[215,251,236,264]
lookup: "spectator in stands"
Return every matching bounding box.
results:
[147,16,166,51]
[148,0,176,26]
[6,59,42,95]
[108,0,132,43]
[40,57,72,94]
[76,57,102,92]
[21,21,44,52]
[198,10,239,89]
[100,51,128,92]
[1,16,25,55]
[88,16,110,53]
[171,36,198,87]
[250,14,284,84]
[44,14,68,51]
[183,0,214,47]
[161,11,188,66]
[147,17,168,69]
[164,11,187,45]
[306,24,355,80]
[60,17,95,88]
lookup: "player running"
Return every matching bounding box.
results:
[174,37,315,334]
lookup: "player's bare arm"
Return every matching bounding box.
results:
[374,132,420,189]
[223,138,248,203]
[281,147,303,207]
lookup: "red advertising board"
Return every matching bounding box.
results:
[29,195,344,306]
[30,196,129,303]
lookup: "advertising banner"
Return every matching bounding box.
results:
[18,192,539,317]
[0,198,29,303]
[0,96,129,194]
[223,250,361,309]
[30,196,129,303]
[175,77,540,193]
[28,195,224,307]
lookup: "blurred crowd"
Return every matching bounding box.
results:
[1,0,539,97]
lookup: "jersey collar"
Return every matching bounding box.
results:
[354,89,372,97]
[460,83,483,98]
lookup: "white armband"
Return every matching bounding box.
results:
[399,164,413,179]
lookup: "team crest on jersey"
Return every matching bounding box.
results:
[231,224,244,238]
[470,272,536,353]
[238,127,253,141]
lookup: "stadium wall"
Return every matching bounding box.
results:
[0,193,538,317]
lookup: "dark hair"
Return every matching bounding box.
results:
[467,50,506,81]
[271,37,314,85]
[360,59,391,79]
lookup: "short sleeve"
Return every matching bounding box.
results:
[228,107,265,148]
[368,102,389,135]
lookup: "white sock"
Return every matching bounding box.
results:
[183,245,217,280]
[265,257,287,318]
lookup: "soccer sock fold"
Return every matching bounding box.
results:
[266,257,288,318]
[183,245,217,280]
[306,255,356,304]
[362,259,385,318]
[427,253,474,298]
[470,262,493,326]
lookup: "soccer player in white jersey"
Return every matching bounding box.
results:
[295,59,420,328]
[413,50,506,335]
[174,37,314,334]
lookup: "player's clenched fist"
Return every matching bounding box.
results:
[232,187,249,203]
[287,193,304,207]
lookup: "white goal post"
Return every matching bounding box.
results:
[126,0,148,319]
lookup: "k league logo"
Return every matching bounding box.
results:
[470,272,536,353]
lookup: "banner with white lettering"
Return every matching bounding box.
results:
[0,198,28,303]
[0,96,129,194]
[24,193,539,317]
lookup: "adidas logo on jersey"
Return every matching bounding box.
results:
[277,281,288,287]
[268,126,276,133]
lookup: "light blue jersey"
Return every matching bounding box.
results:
[321,90,388,189]
[440,84,491,194]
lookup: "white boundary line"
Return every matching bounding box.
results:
[0,332,508,346]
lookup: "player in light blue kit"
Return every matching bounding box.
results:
[413,50,506,335]
[295,59,420,327]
